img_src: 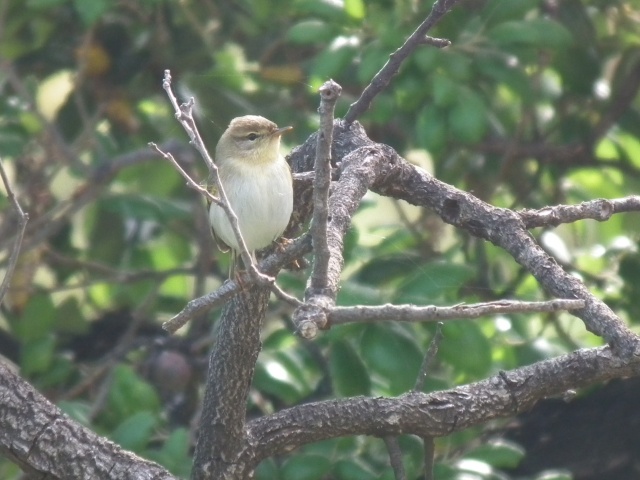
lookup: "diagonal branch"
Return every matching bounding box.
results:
[0,362,176,480]
[344,0,459,123]
[0,158,29,306]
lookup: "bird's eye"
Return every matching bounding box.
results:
[246,133,259,141]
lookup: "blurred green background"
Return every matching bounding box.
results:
[1,0,639,478]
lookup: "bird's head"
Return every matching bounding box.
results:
[215,115,292,165]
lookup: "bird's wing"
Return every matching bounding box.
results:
[205,183,231,253]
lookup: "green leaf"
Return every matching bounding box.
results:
[344,0,365,20]
[147,428,191,477]
[282,454,331,480]
[21,336,56,376]
[438,322,492,378]
[533,470,573,480]
[103,194,191,222]
[105,365,161,424]
[432,74,460,107]
[333,459,377,480]
[73,0,109,25]
[490,19,573,49]
[110,411,157,452]
[355,254,423,286]
[416,105,447,153]
[287,20,333,44]
[465,439,525,469]
[15,294,56,342]
[58,400,92,426]
[254,356,305,404]
[395,261,475,304]
[360,325,423,394]
[311,39,357,79]
[448,90,488,144]
[330,340,371,396]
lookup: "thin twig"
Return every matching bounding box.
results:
[344,0,458,123]
[519,196,640,228]
[329,299,586,326]
[383,436,407,480]
[271,283,303,307]
[149,142,220,206]
[158,70,269,284]
[308,80,342,295]
[0,158,29,306]
[423,437,435,480]
[414,322,444,392]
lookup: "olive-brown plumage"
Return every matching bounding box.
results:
[208,115,293,268]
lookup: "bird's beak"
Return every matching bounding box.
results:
[274,126,293,137]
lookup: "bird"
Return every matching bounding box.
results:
[208,115,294,274]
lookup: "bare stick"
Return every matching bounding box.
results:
[0,158,29,306]
[423,437,435,480]
[158,70,268,284]
[519,195,640,228]
[292,146,389,338]
[344,0,459,123]
[414,323,444,392]
[384,436,406,480]
[308,80,342,296]
[329,299,585,326]
[149,142,221,206]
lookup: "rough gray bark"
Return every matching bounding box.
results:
[0,362,177,480]
[243,345,640,463]
[191,287,271,480]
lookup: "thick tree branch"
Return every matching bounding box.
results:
[191,288,271,480]
[245,345,640,464]
[287,120,639,355]
[292,145,391,338]
[0,362,176,480]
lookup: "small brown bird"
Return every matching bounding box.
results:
[208,115,293,271]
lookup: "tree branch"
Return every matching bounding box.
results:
[307,79,342,297]
[0,158,29,306]
[292,145,390,338]
[0,362,176,480]
[329,299,585,327]
[344,0,458,123]
[245,345,640,464]
[519,196,640,228]
[191,288,271,480]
